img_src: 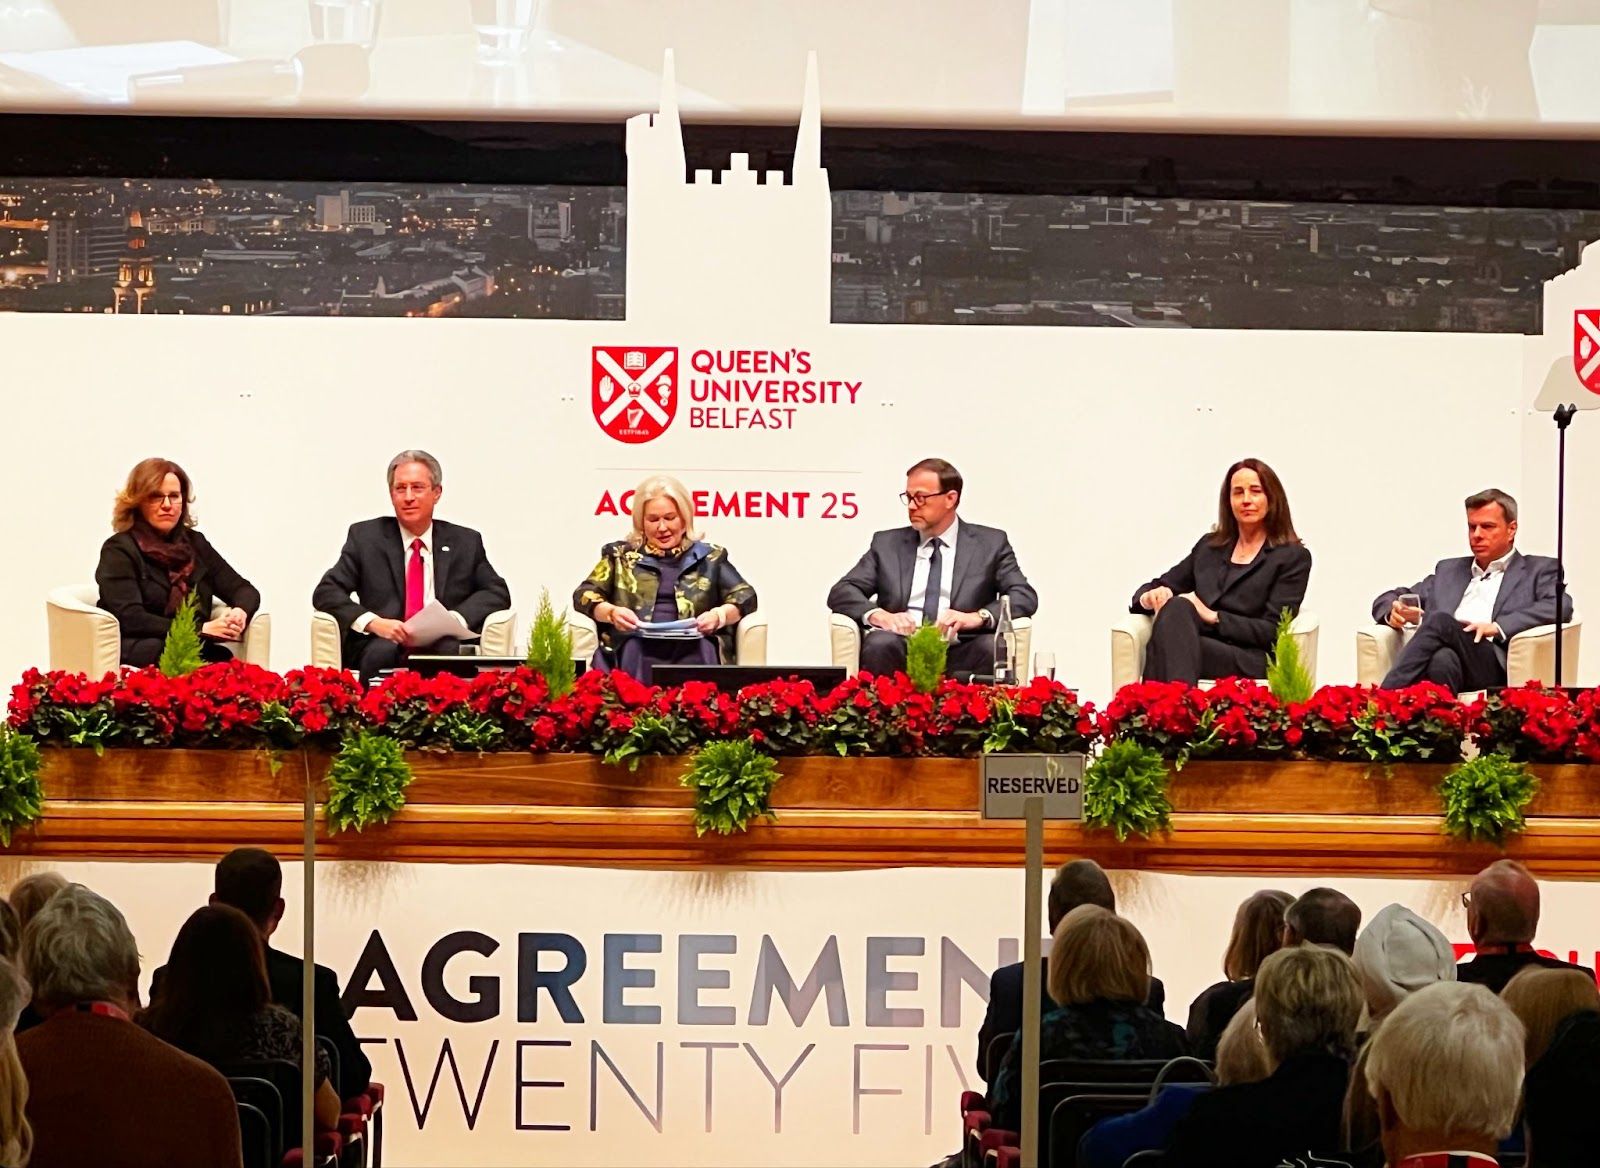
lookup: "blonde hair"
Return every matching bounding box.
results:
[1215,998,1270,1086]
[1252,944,1363,1065]
[0,959,30,1167]
[111,457,195,533]
[9,872,68,933]
[628,475,699,548]
[1223,890,1295,981]
[1501,966,1600,1067]
[1365,982,1524,1143]
[1047,905,1151,1007]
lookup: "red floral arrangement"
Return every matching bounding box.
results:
[817,671,937,756]
[1099,681,1210,760]
[1469,684,1600,764]
[731,678,825,755]
[1293,683,1469,763]
[974,677,1098,756]
[1194,677,1292,759]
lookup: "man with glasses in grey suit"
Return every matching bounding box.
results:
[828,457,1038,677]
[1373,488,1573,692]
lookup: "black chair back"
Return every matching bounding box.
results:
[223,1059,304,1156]
[1046,1093,1146,1168]
[1039,1059,1174,1086]
[317,1034,343,1101]
[235,1101,274,1168]
[985,1033,1014,1083]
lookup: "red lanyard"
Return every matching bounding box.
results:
[74,1001,130,1022]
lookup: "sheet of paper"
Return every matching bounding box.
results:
[636,618,702,640]
[403,600,478,644]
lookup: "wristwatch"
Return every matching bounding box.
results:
[978,608,995,628]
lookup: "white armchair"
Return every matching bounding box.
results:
[1355,616,1582,689]
[1110,610,1320,691]
[47,584,271,677]
[308,608,518,670]
[566,610,769,665]
[827,612,1033,677]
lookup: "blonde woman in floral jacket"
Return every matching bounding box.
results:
[574,475,757,681]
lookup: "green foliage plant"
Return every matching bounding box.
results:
[158,592,205,677]
[906,624,949,694]
[325,731,413,833]
[0,728,45,846]
[1440,753,1538,845]
[1266,609,1313,704]
[525,589,577,699]
[681,738,781,836]
[1082,740,1173,841]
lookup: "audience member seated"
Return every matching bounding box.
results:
[0,902,17,962]
[1456,859,1594,993]
[96,457,260,668]
[0,957,31,1168]
[313,449,511,682]
[1165,944,1362,1168]
[1343,904,1457,1166]
[1501,966,1600,1164]
[574,474,757,682]
[155,847,373,1101]
[1372,488,1573,692]
[8,873,66,1035]
[17,884,243,1168]
[1185,888,1293,1060]
[1283,886,1362,955]
[1081,998,1269,1168]
[141,904,340,1130]
[1131,458,1311,685]
[987,905,1186,1135]
[977,859,1167,1082]
[1363,982,1524,1168]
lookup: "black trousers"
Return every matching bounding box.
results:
[1141,599,1266,685]
[859,629,997,677]
[350,635,463,683]
[1380,610,1504,692]
[122,637,233,669]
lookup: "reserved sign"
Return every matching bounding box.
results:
[979,753,1087,820]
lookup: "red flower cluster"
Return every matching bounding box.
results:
[1292,683,1468,763]
[817,671,938,756]
[1470,684,1600,763]
[1100,681,1210,758]
[1197,677,1292,757]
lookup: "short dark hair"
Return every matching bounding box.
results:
[905,458,963,498]
[214,848,282,927]
[1284,887,1361,955]
[1465,488,1518,525]
[1047,859,1116,931]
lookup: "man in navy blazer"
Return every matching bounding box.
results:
[975,859,1166,1082]
[1373,488,1573,692]
[313,449,511,680]
[828,458,1037,676]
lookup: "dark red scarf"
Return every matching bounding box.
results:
[131,520,197,616]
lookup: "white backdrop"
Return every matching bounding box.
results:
[4,75,1597,696]
[6,857,1595,1167]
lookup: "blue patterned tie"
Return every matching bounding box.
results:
[922,538,944,626]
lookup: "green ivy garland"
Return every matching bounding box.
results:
[1440,753,1538,845]
[1083,740,1172,841]
[325,731,413,833]
[681,738,781,837]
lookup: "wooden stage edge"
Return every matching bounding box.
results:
[15,750,1600,877]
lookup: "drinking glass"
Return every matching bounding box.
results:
[1033,651,1056,681]
[1398,593,1423,628]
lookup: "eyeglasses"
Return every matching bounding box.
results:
[899,490,952,507]
[1460,891,1473,910]
[145,492,184,506]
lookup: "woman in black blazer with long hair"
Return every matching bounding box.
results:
[1131,458,1310,685]
[95,457,260,668]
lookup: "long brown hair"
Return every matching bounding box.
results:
[1223,889,1296,981]
[1209,457,1300,548]
[140,905,270,1066]
[112,457,196,533]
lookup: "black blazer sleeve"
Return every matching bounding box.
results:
[449,530,511,633]
[827,535,888,625]
[975,963,1022,1083]
[94,535,174,640]
[1130,538,1203,612]
[193,532,260,620]
[985,532,1038,619]
[316,963,373,1100]
[312,524,370,633]
[1218,544,1312,651]
[1497,557,1575,642]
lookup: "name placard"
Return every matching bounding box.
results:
[979,753,1087,820]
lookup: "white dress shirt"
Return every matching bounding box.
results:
[1453,549,1514,630]
[907,516,960,620]
[353,525,436,634]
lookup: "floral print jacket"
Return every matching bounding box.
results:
[574,539,758,660]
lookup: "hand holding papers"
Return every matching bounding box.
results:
[403,600,478,646]
[634,618,703,641]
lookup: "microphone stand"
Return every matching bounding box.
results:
[1554,403,1577,688]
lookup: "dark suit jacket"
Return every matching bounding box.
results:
[1131,537,1312,651]
[1184,977,1256,1062]
[827,520,1037,632]
[313,517,510,647]
[151,943,373,1101]
[95,529,260,655]
[1372,551,1574,666]
[1456,949,1595,995]
[976,958,1166,1081]
[1165,1050,1350,1168]
[1523,1007,1600,1166]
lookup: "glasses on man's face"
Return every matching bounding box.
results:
[146,492,183,506]
[1460,891,1473,910]
[899,491,949,508]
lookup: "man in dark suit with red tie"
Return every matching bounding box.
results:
[313,449,511,681]
[827,457,1037,677]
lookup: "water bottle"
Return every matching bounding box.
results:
[992,596,1017,684]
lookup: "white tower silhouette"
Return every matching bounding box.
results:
[624,51,830,329]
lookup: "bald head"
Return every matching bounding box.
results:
[1283,888,1361,956]
[1468,861,1540,946]
[1047,860,1115,932]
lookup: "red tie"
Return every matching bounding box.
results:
[404,538,425,620]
